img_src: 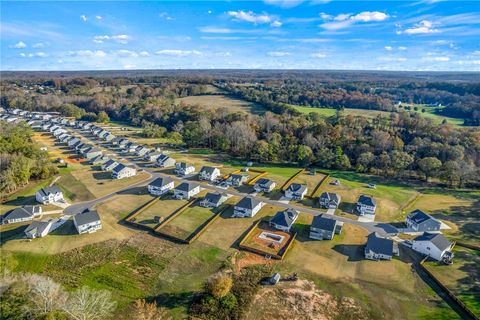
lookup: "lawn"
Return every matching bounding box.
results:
[1,177,55,214]
[424,246,480,318]
[288,171,327,197]
[175,94,264,114]
[158,203,216,240]
[133,196,190,229]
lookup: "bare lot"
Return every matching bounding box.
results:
[133,195,190,229]
[159,204,217,240]
[176,94,264,114]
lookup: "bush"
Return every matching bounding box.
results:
[220,293,237,310]
[205,273,232,299]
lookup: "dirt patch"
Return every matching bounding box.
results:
[246,279,369,320]
[234,252,276,273]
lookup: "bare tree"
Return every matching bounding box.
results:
[128,299,172,320]
[23,273,67,314]
[63,286,116,320]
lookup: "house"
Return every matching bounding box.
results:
[135,146,150,157]
[103,133,115,142]
[156,155,176,168]
[144,152,162,162]
[73,210,102,234]
[123,142,139,153]
[112,164,137,179]
[90,155,110,165]
[148,177,174,196]
[254,178,276,193]
[227,174,248,187]
[117,138,129,148]
[24,219,55,239]
[82,147,102,159]
[52,128,66,137]
[233,196,264,218]
[309,214,342,240]
[406,209,441,232]
[78,144,93,155]
[67,137,81,148]
[270,209,299,232]
[412,232,453,261]
[199,166,221,181]
[364,232,396,261]
[57,133,69,141]
[101,159,119,171]
[357,195,376,215]
[174,162,195,176]
[35,185,64,204]
[200,192,228,208]
[284,183,308,200]
[110,137,123,146]
[318,192,341,209]
[1,206,42,224]
[174,182,200,200]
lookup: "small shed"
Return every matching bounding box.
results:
[269,273,281,285]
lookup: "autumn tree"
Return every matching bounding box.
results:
[205,273,233,299]
[418,157,442,181]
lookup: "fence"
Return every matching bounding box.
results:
[308,170,331,198]
[246,170,268,186]
[280,169,305,191]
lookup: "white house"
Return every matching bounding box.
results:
[173,182,200,200]
[101,159,119,171]
[1,206,42,224]
[148,177,175,196]
[357,195,376,215]
[24,219,54,239]
[412,232,453,261]
[174,162,195,176]
[200,192,228,208]
[406,210,441,232]
[199,166,221,182]
[35,186,64,204]
[284,183,308,200]
[233,196,264,218]
[364,232,397,261]
[111,164,137,179]
[144,152,162,162]
[226,174,248,187]
[254,178,276,193]
[73,210,102,234]
[156,155,176,168]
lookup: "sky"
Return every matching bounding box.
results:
[1,1,480,71]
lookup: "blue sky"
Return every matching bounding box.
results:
[1,1,479,71]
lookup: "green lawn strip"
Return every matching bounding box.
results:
[159,205,216,240]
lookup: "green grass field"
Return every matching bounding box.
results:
[159,204,216,240]
[134,196,190,229]
[175,94,265,114]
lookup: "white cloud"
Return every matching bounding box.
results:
[123,64,136,69]
[155,49,202,57]
[227,10,276,24]
[93,34,130,44]
[80,15,87,22]
[66,50,106,58]
[32,42,45,48]
[139,51,150,57]
[398,46,407,51]
[267,51,290,57]
[19,53,26,57]
[263,0,304,8]
[384,46,393,51]
[93,35,109,43]
[114,50,138,57]
[472,50,480,56]
[398,20,439,35]
[423,56,450,62]
[12,41,27,49]
[95,15,103,20]
[208,10,212,14]
[319,11,389,30]
[159,12,174,20]
[28,52,47,58]
[310,52,327,58]
[271,20,282,27]
[199,26,233,34]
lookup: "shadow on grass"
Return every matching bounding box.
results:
[374,223,399,235]
[117,186,148,196]
[151,291,195,310]
[3,196,38,206]
[0,224,28,245]
[92,172,112,180]
[332,244,365,262]
[338,202,358,215]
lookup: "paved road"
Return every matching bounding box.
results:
[62,125,397,237]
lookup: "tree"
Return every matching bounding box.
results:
[63,286,116,320]
[205,273,233,299]
[128,299,171,320]
[390,151,413,176]
[97,111,110,123]
[418,157,442,181]
[296,145,314,166]
[24,274,67,314]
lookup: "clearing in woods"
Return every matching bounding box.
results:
[175,94,264,114]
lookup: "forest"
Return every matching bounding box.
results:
[1,71,479,189]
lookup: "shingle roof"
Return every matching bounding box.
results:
[287,183,307,193]
[414,232,452,251]
[255,178,273,186]
[204,192,226,204]
[358,195,376,207]
[271,209,299,228]
[3,207,35,221]
[38,185,62,197]
[319,192,340,203]
[408,210,438,224]
[175,182,198,192]
[311,214,337,232]
[74,210,100,226]
[149,177,174,188]
[24,219,53,236]
[365,232,393,256]
[200,166,218,174]
[236,196,262,210]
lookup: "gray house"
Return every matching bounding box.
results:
[364,232,396,261]
[1,206,42,224]
[90,155,110,165]
[148,177,175,196]
[200,192,228,208]
[227,174,248,187]
[253,178,276,193]
[233,196,264,218]
[156,155,176,168]
[357,195,377,215]
[406,209,441,232]
[309,214,342,240]
[83,147,103,159]
[318,192,341,209]
[173,182,200,200]
[270,208,299,232]
[24,219,55,239]
[284,183,308,200]
[73,210,102,234]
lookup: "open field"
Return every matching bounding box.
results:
[133,195,190,229]
[159,203,217,240]
[175,94,264,114]
[424,246,480,317]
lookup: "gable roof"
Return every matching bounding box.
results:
[200,166,218,174]
[74,210,101,226]
[103,159,117,167]
[358,195,376,207]
[176,162,194,169]
[365,232,393,256]
[203,192,227,204]
[271,209,299,228]
[175,182,198,192]
[286,183,307,193]
[319,192,340,203]
[236,196,262,210]
[414,232,452,251]
[112,163,130,173]
[37,185,62,197]
[24,219,53,236]
[3,206,36,221]
[311,214,337,232]
[149,177,174,188]
[255,178,274,186]
[407,209,439,225]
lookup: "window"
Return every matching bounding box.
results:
[426,247,430,250]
